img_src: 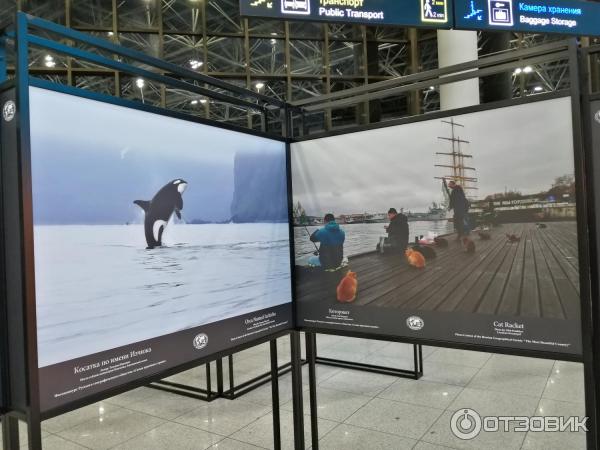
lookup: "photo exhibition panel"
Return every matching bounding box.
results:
[29,86,293,412]
[291,97,582,357]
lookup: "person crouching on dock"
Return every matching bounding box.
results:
[308,213,346,271]
[384,208,409,254]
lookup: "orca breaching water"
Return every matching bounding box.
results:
[134,179,187,249]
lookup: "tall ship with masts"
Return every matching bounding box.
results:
[434,118,478,212]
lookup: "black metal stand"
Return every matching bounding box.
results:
[270,340,281,450]
[148,362,219,402]
[1,414,20,450]
[290,331,305,450]
[303,332,425,450]
[218,333,423,406]
[305,332,319,450]
[314,340,423,380]
[220,355,294,400]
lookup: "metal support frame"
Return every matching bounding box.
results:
[216,331,421,407]
[579,42,600,450]
[296,39,600,450]
[270,340,281,450]
[2,12,600,450]
[0,13,292,450]
[1,415,20,450]
[290,331,305,450]
[305,332,319,450]
[314,340,423,380]
[220,355,293,400]
[148,362,219,402]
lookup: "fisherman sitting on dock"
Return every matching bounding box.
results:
[444,179,470,239]
[383,208,409,254]
[308,213,346,270]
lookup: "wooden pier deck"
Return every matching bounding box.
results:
[295,222,580,320]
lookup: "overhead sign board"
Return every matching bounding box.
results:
[455,0,600,36]
[240,0,453,29]
[241,0,600,37]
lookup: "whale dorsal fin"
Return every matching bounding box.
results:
[134,200,151,212]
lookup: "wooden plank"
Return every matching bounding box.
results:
[354,240,466,306]
[454,241,512,314]
[531,228,564,319]
[535,224,580,319]
[541,226,580,294]
[519,228,541,318]
[433,236,512,313]
[377,234,504,309]
[497,227,527,316]
[369,242,477,306]
[293,222,580,321]
[476,232,520,314]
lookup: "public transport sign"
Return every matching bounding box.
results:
[241,0,600,37]
[454,0,600,36]
[239,0,454,29]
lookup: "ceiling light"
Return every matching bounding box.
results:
[200,98,208,104]
[189,59,203,69]
[534,86,543,92]
[136,78,145,89]
[190,99,199,105]
[513,67,522,75]
[44,55,55,68]
[523,66,533,73]
[255,82,265,90]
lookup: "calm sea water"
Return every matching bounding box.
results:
[294,221,454,261]
[34,223,291,367]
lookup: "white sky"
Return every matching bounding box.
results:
[291,97,575,216]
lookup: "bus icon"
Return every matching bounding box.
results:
[282,0,311,15]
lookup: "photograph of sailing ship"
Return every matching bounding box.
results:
[291,97,580,326]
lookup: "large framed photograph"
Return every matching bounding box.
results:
[28,87,293,411]
[292,97,582,356]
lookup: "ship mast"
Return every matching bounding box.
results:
[434,118,478,200]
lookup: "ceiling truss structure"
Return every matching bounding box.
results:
[2,0,597,132]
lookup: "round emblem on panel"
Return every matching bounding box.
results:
[406,315,424,331]
[193,333,208,350]
[2,100,15,122]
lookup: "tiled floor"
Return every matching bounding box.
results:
[1,334,586,449]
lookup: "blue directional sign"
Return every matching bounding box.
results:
[455,0,600,36]
[240,0,453,29]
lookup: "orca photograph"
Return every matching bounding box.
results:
[291,97,583,356]
[29,86,292,375]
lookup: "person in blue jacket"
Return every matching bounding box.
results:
[309,213,345,270]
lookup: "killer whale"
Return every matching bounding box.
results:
[134,179,187,249]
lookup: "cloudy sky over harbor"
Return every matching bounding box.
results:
[291,97,575,216]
